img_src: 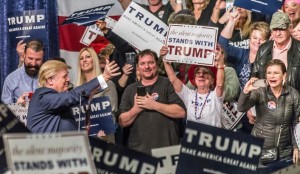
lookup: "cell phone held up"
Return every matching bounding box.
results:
[137,86,147,96]
[253,79,267,88]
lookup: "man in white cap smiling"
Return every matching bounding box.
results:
[251,11,300,92]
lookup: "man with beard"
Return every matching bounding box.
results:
[1,39,44,105]
[118,49,186,154]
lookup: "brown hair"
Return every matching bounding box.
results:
[25,39,44,53]
[136,49,158,64]
[265,59,287,74]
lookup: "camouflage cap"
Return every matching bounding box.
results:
[270,12,291,30]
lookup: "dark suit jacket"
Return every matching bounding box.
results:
[27,78,102,133]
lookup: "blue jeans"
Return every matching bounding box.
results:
[256,158,293,174]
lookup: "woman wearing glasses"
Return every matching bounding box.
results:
[160,46,225,127]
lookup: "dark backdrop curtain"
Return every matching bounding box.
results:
[0,0,59,99]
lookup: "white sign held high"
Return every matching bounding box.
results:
[165,24,218,66]
[112,2,168,53]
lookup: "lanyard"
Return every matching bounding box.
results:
[194,90,211,120]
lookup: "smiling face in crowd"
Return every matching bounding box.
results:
[272,28,291,48]
[137,54,158,80]
[194,67,214,90]
[284,1,300,24]
[24,47,43,77]
[49,68,70,92]
[249,30,267,53]
[79,50,94,73]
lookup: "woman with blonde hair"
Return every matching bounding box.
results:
[76,47,119,143]
[211,0,252,49]
[27,59,120,133]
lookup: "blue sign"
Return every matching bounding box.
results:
[0,102,29,174]
[234,0,283,16]
[89,137,159,174]
[176,121,264,174]
[7,10,47,48]
[72,96,116,137]
[62,4,114,26]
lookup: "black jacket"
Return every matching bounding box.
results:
[238,85,300,159]
[251,38,300,92]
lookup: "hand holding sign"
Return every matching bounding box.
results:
[160,46,168,57]
[96,20,108,34]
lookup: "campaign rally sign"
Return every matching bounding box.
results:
[7,103,28,126]
[0,102,30,174]
[234,0,283,16]
[7,10,47,49]
[165,24,218,66]
[71,96,115,137]
[151,145,180,174]
[3,132,96,174]
[221,101,245,130]
[62,4,114,26]
[80,16,118,46]
[112,2,168,54]
[176,121,264,174]
[89,137,159,174]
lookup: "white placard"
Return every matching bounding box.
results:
[80,16,118,46]
[221,101,245,130]
[151,145,180,174]
[112,2,168,53]
[165,24,218,66]
[6,103,28,126]
[3,132,96,174]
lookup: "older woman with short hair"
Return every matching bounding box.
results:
[161,46,225,127]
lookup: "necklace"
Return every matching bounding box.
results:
[194,90,211,120]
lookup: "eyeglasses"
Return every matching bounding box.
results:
[195,71,210,77]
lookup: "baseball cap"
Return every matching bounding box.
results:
[270,11,291,30]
